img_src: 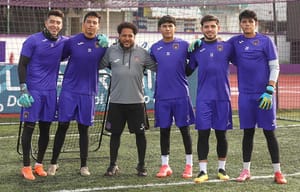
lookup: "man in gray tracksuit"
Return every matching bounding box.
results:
[99,22,156,177]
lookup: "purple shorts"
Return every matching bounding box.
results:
[20,89,57,122]
[154,97,195,128]
[58,91,95,126]
[238,93,276,130]
[195,100,233,131]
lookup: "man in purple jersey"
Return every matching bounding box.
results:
[149,15,195,179]
[47,11,108,177]
[188,15,233,184]
[17,9,65,180]
[228,10,287,184]
[100,22,156,177]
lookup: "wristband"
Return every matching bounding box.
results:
[266,85,274,95]
[20,83,28,93]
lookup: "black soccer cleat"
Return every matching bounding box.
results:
[136,164,147,177]
[104,165,119,176]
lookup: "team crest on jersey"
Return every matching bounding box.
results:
[217,44,223,52]
[173,43,179,49]
[95,41,100,48]
[134,56,141,62]
[252,40,259,46]
[23,112,29,119]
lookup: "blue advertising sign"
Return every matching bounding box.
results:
[0,65,20,113]
[0,65,196,114]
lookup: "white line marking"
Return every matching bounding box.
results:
[52,172,300,192]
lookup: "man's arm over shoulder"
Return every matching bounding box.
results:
[142,48,157,72]
[99,46,112,70]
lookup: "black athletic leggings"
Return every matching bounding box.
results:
[197,129,228,160]
[242,128,280,163]
[51,122,89,167]
[160,126,192,156]
[22,121,51,166]
[109,132,146,167]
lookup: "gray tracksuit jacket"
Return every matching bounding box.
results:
[99,43,156,104]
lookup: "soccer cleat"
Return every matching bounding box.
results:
[274,171,287,184]
[80,166,90,176]
[47,164,59,176]
[104,165,119,176]
[34,164,47,177]
[236,169,251,182]
[136,164,147,177]
[21,166,35,180]
[194,171,208,183]
[182,164,193,178]
[217,169,230,181]
[156,165,173,178]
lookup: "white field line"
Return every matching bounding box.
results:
[52,172,300,192]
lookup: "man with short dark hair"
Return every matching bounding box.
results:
[47,11,108,177]
[189,14,233,183]
[18,9,66,181]
[228,9,287,184]
[150,15,195,179]
[100,21,156,177]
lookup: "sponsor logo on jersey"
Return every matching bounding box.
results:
[157,46,163,51]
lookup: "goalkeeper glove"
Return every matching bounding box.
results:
[18,83,34,108]
[259,85,274,110]
[188,39,202,53]
[97,34,109,48]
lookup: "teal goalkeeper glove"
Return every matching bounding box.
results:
[188,39,202,52]
[18,83,34,108]
[259,85,274,110]
[97,34,109,48]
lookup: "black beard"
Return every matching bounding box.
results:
[42,28,58,41]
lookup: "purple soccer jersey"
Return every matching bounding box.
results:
[189,40,232,101]
[20,32,66,122]
[150,38,195,128]
[189,40,233,130]
[21,32,66,90]
[228,33,278,94]
[61,33,107,96]
[150,38,190,100]
[58,33,107,125]
[229,33,278,130]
